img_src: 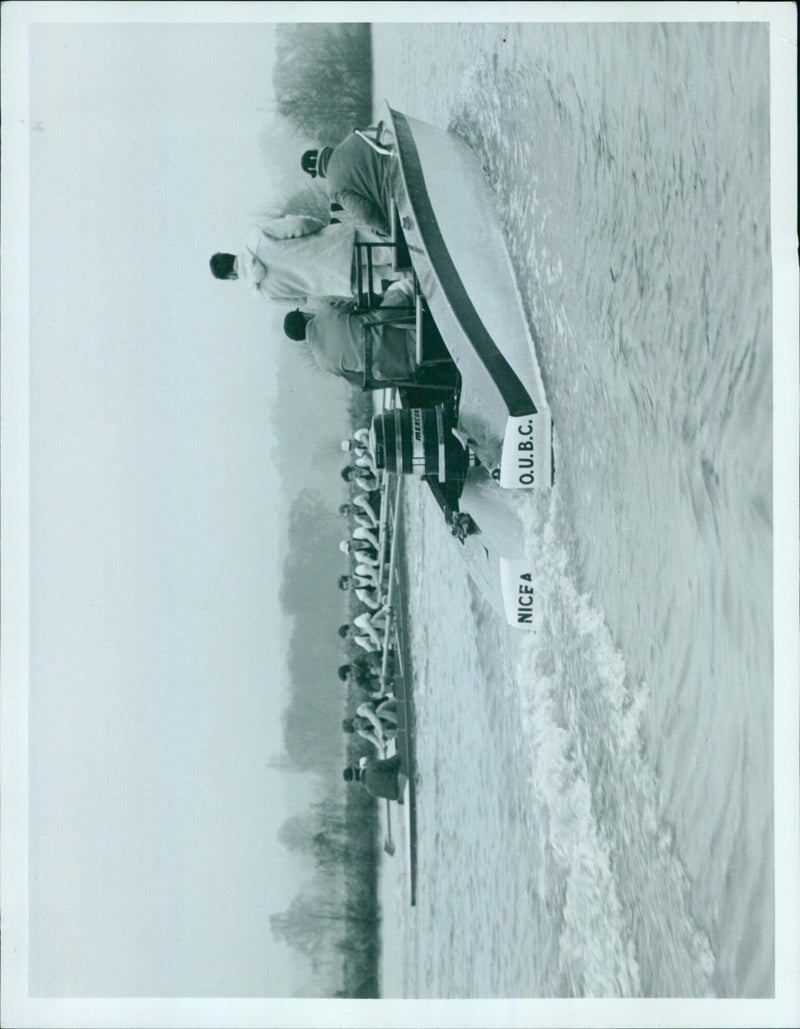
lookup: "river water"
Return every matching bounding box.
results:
[372,21,773,999]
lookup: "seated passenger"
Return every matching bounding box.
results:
[301,127,394,237]
[283,279,417,387]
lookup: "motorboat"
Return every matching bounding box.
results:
[378,101,553,490]
[360,105,554,631]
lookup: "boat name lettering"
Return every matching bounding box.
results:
[516,420,535,484]
[517,573,534,624]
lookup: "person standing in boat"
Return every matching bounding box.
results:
[343,753,406,803]
[210,214,356,303]
[301,126,395,238]
[282,278,417,387]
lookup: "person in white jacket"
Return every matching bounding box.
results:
[211,214,356,303]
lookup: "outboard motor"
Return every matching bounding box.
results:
[370,406,477,487]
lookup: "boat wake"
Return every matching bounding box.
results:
[507,482,716,996]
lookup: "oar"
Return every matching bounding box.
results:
[384,798,396,856]
[376,740,396,856]
[376,469,390,590]
[374,389,398,593]
[379,475,404,692]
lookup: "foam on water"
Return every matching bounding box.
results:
[374,21,772,999]
[508,486,715,995]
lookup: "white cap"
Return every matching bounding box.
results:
[340,440,353,452]
[339,540,350,554]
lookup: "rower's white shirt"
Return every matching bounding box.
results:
[354,472,378,492]
[352,493,379,525]
[354,586,380,609]
[352,525,379,550]
[354,611,381,632]
[354,563,379,584]
[354,452,377,473]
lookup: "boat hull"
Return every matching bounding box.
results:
[381,103,553,489]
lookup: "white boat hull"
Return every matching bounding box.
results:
[381,103,554,489]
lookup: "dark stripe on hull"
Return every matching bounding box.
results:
[391,110,536,418]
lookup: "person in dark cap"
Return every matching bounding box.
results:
[343,752,406,802]
[283,278,417,387]
[301,125,395,237]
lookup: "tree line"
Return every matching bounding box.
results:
[272,400,382,997]
[273,24,373,146]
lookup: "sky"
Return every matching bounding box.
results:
[25,19,323,997]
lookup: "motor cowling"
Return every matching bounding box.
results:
[370,407,475,484]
